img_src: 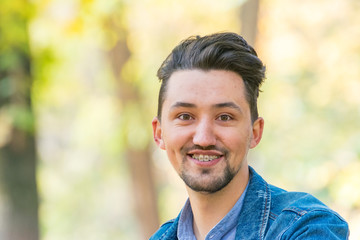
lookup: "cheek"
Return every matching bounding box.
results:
[164,126,192,147]
[219,128,252,152]
[163,129,193,166]
[162,131,189,156]
[164,143,183,173]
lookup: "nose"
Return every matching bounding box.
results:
[193,118,217,147]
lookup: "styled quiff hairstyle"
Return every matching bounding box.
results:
[157,32,266,122]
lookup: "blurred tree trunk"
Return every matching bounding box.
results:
[240,0,260,46]
[0,1,39,240]
[106,21,159,239]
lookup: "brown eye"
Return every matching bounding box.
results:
[217,114,232,121]
[178,114,193,120]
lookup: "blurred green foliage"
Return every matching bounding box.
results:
[0,1,39,239]
[0,0,34,135]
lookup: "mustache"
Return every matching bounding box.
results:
[181,144,228,155]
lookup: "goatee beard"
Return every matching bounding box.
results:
[179,144,237,193]
[181,165,235,193]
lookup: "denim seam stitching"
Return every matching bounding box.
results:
[259,182,270,240]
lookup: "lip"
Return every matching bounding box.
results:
[187,149,223,155]
[186,150,224,167]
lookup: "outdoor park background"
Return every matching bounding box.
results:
[0,0,359,239]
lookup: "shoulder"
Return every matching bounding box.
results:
[149,218,178,240]
[269,184,330,212]
[267,185,349,239]
[269,184,344,218]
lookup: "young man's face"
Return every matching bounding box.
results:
[152,69,263,193]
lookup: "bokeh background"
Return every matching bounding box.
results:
[0,0,359,239]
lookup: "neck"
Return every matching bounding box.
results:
[187,166,249,240]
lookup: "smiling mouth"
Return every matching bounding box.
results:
[190,154,221,162]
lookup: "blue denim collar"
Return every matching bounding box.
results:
[150,166,349,240]
[152,166,269,240]
[234,166,271,239]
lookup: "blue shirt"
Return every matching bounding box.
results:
[149,166,349,240]
[177,183,248,240]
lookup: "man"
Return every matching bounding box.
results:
[150,32,349,240]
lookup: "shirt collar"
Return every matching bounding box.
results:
[178,199,196,240]
[177,183,249,240]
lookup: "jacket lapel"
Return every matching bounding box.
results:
[235,167,271,239]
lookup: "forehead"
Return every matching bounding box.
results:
[163,69,249,110]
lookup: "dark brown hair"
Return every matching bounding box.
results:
[157,32,266,122]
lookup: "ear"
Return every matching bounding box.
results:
[250,117,264,149]
[152,117,166,150]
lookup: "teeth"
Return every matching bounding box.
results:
[192,154,219,162]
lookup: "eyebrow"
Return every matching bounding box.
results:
[213,102,243,114]
[170,101,243,114]
[170,102,196,110]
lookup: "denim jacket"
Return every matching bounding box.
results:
[149,166,349,240]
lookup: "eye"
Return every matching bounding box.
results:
[177,113,193,121]
[217,114,233,121]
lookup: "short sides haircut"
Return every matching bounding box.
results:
[156,32,266,122]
